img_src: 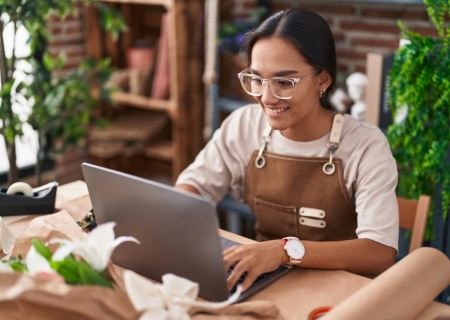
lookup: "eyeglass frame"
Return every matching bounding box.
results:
[237,68,318,100]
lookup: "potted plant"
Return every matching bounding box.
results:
[387,0,450,239]
[0,0,126,185]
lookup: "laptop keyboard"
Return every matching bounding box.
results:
[226,264,267,294]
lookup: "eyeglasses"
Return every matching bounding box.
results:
[237,68,317,100]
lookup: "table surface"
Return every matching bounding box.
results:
[3,181,450,319]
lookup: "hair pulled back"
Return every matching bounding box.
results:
[243,8,337,94]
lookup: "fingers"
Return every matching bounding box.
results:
[222,241,281,292]
[226,260,261,292]
[223,244,261,292]
[222,245,244,272]
[226,260,249,291]
[222,244,240,257]
[239,269,259,292]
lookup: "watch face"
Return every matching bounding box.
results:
[286,240,305,260]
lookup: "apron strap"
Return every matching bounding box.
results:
[327,113,345,149]
[255,124,272,169]
[256,114,345,173]
[324,114,345,175]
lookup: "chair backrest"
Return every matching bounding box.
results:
[397,195,431,254]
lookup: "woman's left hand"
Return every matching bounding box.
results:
[222,240,284,292]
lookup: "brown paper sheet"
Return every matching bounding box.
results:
[0,272,140,320]
[2,208,281,320]
[321,247,450,320]
[107,264,282,320]
[11,210,83,257]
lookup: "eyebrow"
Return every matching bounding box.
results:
[249,68,299,77]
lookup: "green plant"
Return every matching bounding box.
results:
[0,0,126,185]
[27,54,115,184]
[387,0,450,238]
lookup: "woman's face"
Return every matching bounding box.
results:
[250,37,326,139]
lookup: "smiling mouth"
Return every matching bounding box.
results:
[266,107,290,114]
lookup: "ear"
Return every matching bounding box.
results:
[317,70,333,92]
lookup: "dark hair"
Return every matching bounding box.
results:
[243,8,337,96]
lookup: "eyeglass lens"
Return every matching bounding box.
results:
[240,75,295,98]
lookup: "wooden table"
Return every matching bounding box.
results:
[3,181,450,319]
[219,229,450,319]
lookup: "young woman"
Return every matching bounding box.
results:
[176,8,398,292]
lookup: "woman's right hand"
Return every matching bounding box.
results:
[222,240,284,292]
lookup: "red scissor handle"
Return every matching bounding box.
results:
[308,306,332,319]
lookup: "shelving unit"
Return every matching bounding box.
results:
[84,0,205,180]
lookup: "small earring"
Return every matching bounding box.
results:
[319,88,324,98]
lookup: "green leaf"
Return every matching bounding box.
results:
[8,260,28,273]
[4,127,15,143]
[56,52,67,70]
[50,258,81,284]
[31,239,53,260]
[78,262,113,288]
[43,53,54,70]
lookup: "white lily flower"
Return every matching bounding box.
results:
[0,260,12,273]
[124,271,242,320]
[25,246,56,276]
[50,222,140,272]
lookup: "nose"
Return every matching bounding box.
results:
[260,82,279,105]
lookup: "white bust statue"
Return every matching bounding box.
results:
[346,72,368,121]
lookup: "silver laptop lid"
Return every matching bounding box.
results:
[81,163,230,301]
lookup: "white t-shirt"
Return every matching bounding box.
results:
[176,104,399,250]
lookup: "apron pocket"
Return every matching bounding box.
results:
[253,198,298,240]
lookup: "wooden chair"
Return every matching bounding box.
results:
[398,195,431,254]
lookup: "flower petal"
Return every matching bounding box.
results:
[88,222,116,249]
[101,236,140,270]
[25,247,55,276]
[52,242,77,261]
[73,245,104,272]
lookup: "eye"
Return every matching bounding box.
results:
[251,77,263,85]
[276,79,292,87]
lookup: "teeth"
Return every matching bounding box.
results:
[267,107,288,114]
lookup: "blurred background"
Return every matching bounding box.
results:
[0,0,436,187]
[1,0,450,303]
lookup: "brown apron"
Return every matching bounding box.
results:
[244,114,358,242]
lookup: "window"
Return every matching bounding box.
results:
[0,15,39,177]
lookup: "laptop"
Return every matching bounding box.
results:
[81,163,291,302]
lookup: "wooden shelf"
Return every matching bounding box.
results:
[84,0,205,180]
[143,141,173,162]
[111,91,175,114]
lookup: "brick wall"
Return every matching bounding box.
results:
[54,1,439,78]
[47,2,88,184]
[47,3,85,74]
[234,0,437,76]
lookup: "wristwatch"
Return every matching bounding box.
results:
[282,237,305,268]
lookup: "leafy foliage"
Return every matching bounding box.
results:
[8,238,113,288]
[7,255,28,272]
[27,54,115,155]
[0,0,126,184]
[387,0,450,235]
